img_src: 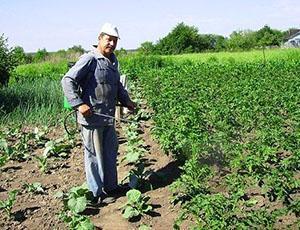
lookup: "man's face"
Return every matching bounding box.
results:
[98,34,118,57]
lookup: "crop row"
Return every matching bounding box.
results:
[120,55,300,228]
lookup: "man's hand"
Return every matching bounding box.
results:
[77,104,93,117]
[126,100,136,112]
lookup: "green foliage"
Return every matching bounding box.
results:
[0,153,8,168]
[209,34,227,51]
[0,137,9,167]
[138,41,156,55]
[0,129,33,162]
[137,22,227,55]
[256,25,284,47]
[0,60,68,125]
[33,48,49,62]
[126,163,153,190]
[139,224,151,230]
[30,46,84,64]
[59,212,95,230]
[62,184,91,214]
[288,199,300,217]
[33,134,74,174]
[226,25,285,51]
[226,30,257,50]
[43,138,73,158]
[136,23,288,55]
[0,77,65,125]
[67,45,85,54]
[0,126,49,163]
[0,34,16,86]
[122,123,145,164]
[35,155,48,173]
[119,54,168,81]
[67,191,88,214]
[156,22,208,54]
[170,155,213,204]
[59,184,95,229]
[25,46,83,64]
[0,189,19,219]
[10,60,68,83]
[121,189,152,220]
[174,193,277,229]
[11,46,28,65]
[23,182,45,194]
[32,127,48,145]
[115,47,128,57]
[120,86,154,190]
[164,48,300,63]
[120,52,300,228]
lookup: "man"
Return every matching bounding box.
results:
[61,23,135,204]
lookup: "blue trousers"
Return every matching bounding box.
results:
[81,125,118,197]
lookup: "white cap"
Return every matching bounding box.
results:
[100,23,120,39]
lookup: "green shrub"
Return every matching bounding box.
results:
[0,34,16,86]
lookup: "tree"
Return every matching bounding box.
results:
[138,41,156,54]
[67,45,85,54]
[226,30,256,50]
[156,22,207,54]
[11,46,28,65]
[0,34,16,86]
[255,25,284,47]
[33,48,48,62]
[201,34,226,51]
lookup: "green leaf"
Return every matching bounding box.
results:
[0,154,8,167]
[245,199,258,207]
[77,217,95,230]
[123,206,139,219]
[142,204,152,213]
[68,196,87,214]
[139,224,151,230]
[126,189,142,204]
[54,191,64,199]
[0,138,8,149]
[125,150,141,163]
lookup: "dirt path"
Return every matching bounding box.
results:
[0,119,181,229]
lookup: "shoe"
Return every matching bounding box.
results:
[99,193,116,204]
[106,184,130,196]
[88,195,101,206]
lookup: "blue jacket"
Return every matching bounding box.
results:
[61,49,130,126]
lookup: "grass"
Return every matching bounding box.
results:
[10,60,68,84]
[0,59,69,126]
[165,48,300,63]
[0,78,66,126]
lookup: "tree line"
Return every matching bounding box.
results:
[0,23,298,85]
[137,22,293,55]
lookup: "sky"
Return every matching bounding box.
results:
[0,0,299,52]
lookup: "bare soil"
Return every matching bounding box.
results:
[0,120,181,230]
[1,119,299,229]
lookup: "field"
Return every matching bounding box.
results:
[1,48,300,229]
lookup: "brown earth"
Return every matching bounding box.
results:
[0,119,182,230]
[1,118,299,229]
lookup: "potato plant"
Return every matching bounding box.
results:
[121,189,152,220]
[121,54,300,228]
[58,184,95,229]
